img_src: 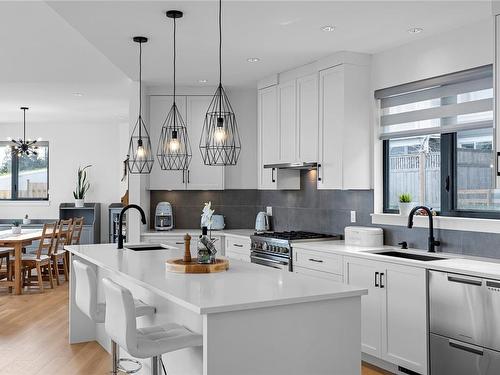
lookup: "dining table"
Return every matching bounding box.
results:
[0,228,45,295]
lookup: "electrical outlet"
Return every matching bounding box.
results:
[266,206,273,216]
[350,210,356,223]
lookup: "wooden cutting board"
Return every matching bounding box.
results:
[166,258,229,273]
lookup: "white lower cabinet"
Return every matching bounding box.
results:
[224,235,251,262]
[344,256,428,375]
[293,247,343,281]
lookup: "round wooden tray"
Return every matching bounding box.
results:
[166,258,229,274]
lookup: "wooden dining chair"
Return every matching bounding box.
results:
[0,247,13,287]
[69,217,84,245]
[52,218,72,286]
[9,223,56,293]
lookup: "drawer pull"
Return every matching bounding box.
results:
[380,272,385,288]
[175,242,184,245]
[375,272,379,287]
[449,339,484,356]
[447,276,482,286]
[233,244,244,248]
[308,258,323,263]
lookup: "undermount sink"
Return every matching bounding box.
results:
[124,244,170,251]
[375,251,445,262]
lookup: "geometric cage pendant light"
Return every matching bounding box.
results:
[199,0,241,166]
[157,10,192,171]
[127,36,154,174]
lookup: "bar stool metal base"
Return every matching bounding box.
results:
[111,341,143,374]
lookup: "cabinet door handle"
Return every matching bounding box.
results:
[317,163,322,182]
[175,242,184,245]
[380,272,385,288]
[374,272,379,287]
[234,244,244,248]
[308,258,323,263]
[182,170,185,184]
[187,170,190,184]
[272,168,276,183]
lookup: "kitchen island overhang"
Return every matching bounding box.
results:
[66,244,367,375]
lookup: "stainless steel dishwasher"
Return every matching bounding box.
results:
[429,270,500,375]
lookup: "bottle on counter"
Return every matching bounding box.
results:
[197,226,216,264]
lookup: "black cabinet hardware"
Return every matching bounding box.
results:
[380,272,385,288]
[375,272,379,287]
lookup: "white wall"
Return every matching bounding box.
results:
[372,18,494,90]
[371,17,494,213]
[0,121,123,242]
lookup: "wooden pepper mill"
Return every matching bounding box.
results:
[183,233,192,263]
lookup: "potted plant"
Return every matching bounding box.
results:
[73,165,92,208]
[11,221,21,235]
[23,214,31,225]
[398,193,414,217]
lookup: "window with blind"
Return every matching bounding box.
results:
[376,65,499,217]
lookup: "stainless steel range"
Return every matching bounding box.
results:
[250,231,342,271]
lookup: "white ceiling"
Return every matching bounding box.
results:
[47,1,492,88]
[0,1,492,128]
[0,1,129,127]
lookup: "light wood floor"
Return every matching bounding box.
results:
[0,285,390,375]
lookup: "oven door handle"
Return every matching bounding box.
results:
[251,255,287,265]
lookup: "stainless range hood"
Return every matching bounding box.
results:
[263,162,318,170]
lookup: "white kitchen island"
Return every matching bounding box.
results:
[66,243,367,375]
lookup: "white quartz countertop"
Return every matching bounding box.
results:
[141,229,255,239]
[66,243,366,315]
[294,240,500,280]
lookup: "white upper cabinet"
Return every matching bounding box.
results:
[148,95,224,191]
[258,85,300,190]
[278,80,297,163]
[317,63,371,190]
[186,95,224,190]
[296,74,319,162]
[149,95,187,190]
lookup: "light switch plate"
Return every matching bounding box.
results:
[350,210,356,223]
[266,206,273,216]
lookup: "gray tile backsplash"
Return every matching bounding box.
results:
[151,170,500,259]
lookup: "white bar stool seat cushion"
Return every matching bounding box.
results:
[103,277,202,359]
[136,323,202,358]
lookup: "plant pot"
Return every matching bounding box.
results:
[11,226,21,235]
[23,218,31,225]
[75,199,85,208]
[399,202,414,217]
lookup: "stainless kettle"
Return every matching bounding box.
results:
[255,212,270,232]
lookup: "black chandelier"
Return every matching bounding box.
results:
[127,36,154,174]
[199,0,241,166]
[157,10,192,171]
[9,107,40,156]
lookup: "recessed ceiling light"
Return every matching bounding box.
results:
[321,25,336,32]
[408,27,423,34]
[72,92,84,97]
[198,79,208,83]
[247,57,260,63]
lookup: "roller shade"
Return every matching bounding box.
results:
[375,65,493,140]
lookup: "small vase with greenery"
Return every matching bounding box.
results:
[398,193,414,217]
[73,165,92,208]
[11,221,21,234]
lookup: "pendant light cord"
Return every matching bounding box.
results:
[173,16,177,130]
[218,0,222,117]
[23,108,26,142]
[138,40,143,139]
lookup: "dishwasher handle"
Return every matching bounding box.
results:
[448,339,484,356]
[447,275,482,286]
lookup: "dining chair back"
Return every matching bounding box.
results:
[53,219,73,255]
[69,217,84,245]
[36,222,57,259]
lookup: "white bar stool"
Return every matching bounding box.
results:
[73,260,156,374]
[102,277,203,375]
